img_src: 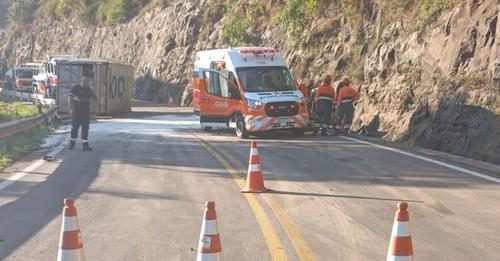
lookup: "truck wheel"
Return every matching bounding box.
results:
[291,129,305,136]
[236,114,249,138]
[203,126,212,132]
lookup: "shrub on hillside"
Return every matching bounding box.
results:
[222,15,247,46]
[246,1,265,24]
[416,0,456,28]
[277,0,318,40]
[202,0,228,23]
[43,0,152,25]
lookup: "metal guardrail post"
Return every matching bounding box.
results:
[5,136,13,152]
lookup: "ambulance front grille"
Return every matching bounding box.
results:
[265,102,299,117]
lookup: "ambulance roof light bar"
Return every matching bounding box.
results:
[238,48,279,55]
[239,48,279,62]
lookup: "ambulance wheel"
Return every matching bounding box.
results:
[236,114,249,138]
[291,129,305,136]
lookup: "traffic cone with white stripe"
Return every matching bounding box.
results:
[241,141,269,193]
[57,197,85,261]
[196,201,222,261]
[386,202,414,261]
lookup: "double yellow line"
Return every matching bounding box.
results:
[194,133,316,261]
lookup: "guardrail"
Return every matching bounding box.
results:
[1,87,58,152]
[0,107,57,140]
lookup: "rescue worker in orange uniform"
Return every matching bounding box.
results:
[314,75,335,135]
[335,77,360,135]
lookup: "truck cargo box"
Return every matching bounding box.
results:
[56,59,134,115]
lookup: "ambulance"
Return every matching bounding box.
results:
[192,47,309,138]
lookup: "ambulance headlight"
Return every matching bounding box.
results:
[247,99,263,109]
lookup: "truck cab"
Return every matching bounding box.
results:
[26,62,50,97]
[192,47,309,138]
[12,67,34,92]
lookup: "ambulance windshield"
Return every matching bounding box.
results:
[236,66,297,92]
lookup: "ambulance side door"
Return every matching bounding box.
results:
[199,69,241,127]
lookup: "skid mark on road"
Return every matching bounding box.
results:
[195,134,317,261]
[193,133,288,261]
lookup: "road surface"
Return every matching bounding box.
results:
[0,104,499,260]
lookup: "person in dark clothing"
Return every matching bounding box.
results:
[68,77,95,151]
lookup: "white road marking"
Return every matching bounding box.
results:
[0,138,67,192]
[340,136,500,184]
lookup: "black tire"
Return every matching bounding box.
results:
[291,129,305,136]
[203,126,212,132]
[235,114,249,138]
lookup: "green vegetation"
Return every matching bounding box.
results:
[222,15,248,46]
[0,101,49,170]
[0,126,52,169]
[0,101,39,123]
[246,2,265,25]
[202,0,228,22]
[204,0,264,46]
[416,0,456,28]
[6,0,36,32]
[455,73,489,89]
[43,0,160,25]
[277,0,319,40]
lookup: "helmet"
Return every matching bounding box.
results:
[342,77,350,86]
[324,75,332,84]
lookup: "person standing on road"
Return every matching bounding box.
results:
[335,77,360,135]
[314,75,335,136]
[68,76,95,151]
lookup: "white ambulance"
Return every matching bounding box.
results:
[192,47,309,138]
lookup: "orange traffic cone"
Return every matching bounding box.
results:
[196,201,222,261]
[241,141,269,193]
[386,202,414,261]
[57,197,85,261]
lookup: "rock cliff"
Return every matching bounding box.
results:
[0,0,498,163]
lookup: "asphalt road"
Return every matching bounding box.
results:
[0,105,499,261]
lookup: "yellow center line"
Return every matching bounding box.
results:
[212,141,317,261]
[261,195,316,261]
[192,133,288,261]
[191,131,316,261]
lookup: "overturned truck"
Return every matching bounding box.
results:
[56,58,134,115]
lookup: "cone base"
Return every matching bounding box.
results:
[241,187,270,193]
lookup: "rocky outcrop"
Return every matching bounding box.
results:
[0,0,499,164]
[354,1,500,163]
